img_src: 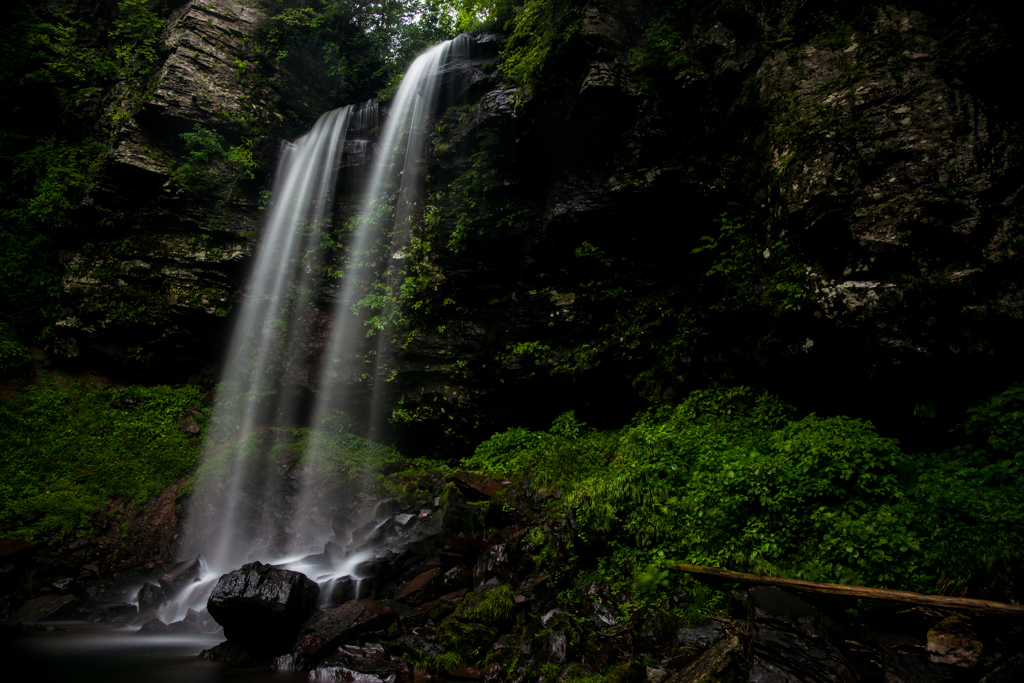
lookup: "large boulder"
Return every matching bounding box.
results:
[206,561,319,650]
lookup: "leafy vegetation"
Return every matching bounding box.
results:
[0,0,168,345]
[498,0,581,99]
[171,124,258,197]
[256,0,458,100]
[0,375,207,542]
[0,322,33,376]
[440,0,581,99]
[462,384,1024,595]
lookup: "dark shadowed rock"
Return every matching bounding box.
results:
[451,665,484,679]
[664,635,742,683]
[159,555,203,595]
[0,538,33,562]
[309,643,413,682]
[582,601,616,629]
[178,415,200,434]
[325,541,346,562]
[326,575,358,605]
[12,595,79,623]
[137,618,171,635]
[980,651,1024,683]
[391,632,445,658]
[90,602,137,624]
[376,500,401,519]
[748,587,856,683]
[520,630,568,666]
[676,622,725,651]
[878,648,960,683]
[440,539,489,574]
[332,515,355,543]
[293,599,395,661]
[927,615,983,667]
[398,568,440,601]
[451,473,504,501]
[200,640,257,664]
[165,608,219,634]
[137,582,165,611]
[207,561,319,650]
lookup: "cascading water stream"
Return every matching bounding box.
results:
[162,106,354,621]
[163,37,469,623]
[291,34,470,553]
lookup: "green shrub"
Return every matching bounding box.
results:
[0,322,32,375]
[463,411,615,487]
[0,377,206,542]
[465,384,1024,595]
[499,0,581,100]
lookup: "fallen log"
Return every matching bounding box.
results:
[675,563,1024,618]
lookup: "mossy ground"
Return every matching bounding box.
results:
[0,371,207,543]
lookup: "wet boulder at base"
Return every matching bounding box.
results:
[207,561,319,651]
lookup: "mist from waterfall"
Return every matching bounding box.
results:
[165,37,468,622]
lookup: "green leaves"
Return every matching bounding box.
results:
[110,0,165,66]
[463,384,1024,594]
[499,0,581,100]
[258,0,457,100]
[0,377,206,542]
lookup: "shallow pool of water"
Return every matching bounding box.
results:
[0,623,306,682]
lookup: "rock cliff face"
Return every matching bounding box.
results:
[384,0,1024,452]
[56,0,1023,448]
[54,0,350,377]
[55,0,265,374]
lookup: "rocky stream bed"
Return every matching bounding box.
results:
[3,468,1022,683]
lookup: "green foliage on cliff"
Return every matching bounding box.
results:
[446,150,516,249]
[465,384,1024,595]
[629,0,695,74]
[499,0,581,98]
[110,0,165,67]
[0,322,33,376]
[0,376,206,542]
[171,124,258,195]
[436,0,580,98]
[0,0,168,341]
[257,0,458,98]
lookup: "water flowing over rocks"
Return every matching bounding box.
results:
[31,0,1021,450]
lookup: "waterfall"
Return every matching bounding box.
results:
[164,37,468,622]
[292,34,470,553]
